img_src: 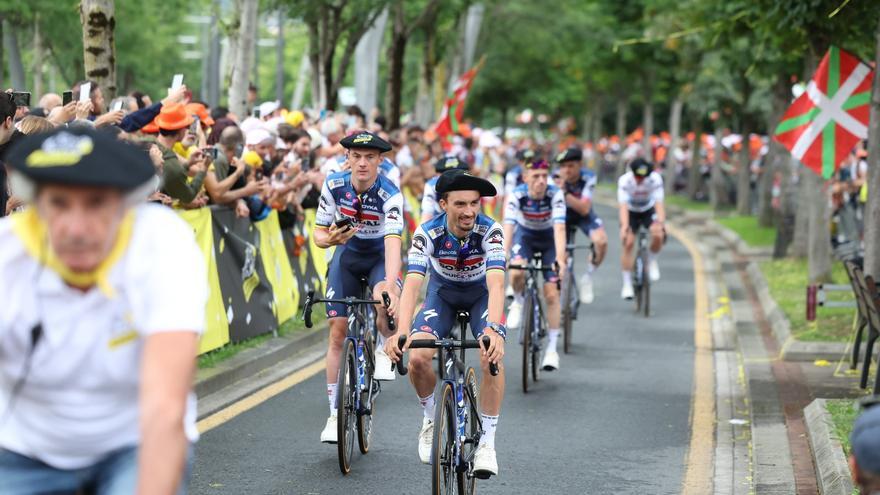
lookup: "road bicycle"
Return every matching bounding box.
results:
[508,252,553,393]
[560,227,594,354]
[633,225,651,317]
[303,278,394,475]
[396,312,499,495]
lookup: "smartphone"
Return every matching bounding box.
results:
[255,168,264,181]
[171,74,184,90]
[235,144,244,157]
[252,108,261,118]
[62,91,73,106]
[334,217,352,231]
[189,115,199,134]
[79,82,91,102]
[207,147,219,160]
[11,92,30,107]
[112,100,123,112]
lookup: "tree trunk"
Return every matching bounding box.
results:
[686,113,703,199]
[414,13,437,127]
[790,169,810,257]
[863,16,880,279]
[385,7,407,131]
[461,3,484,71]
[665,97,683,195]
[206,10,221,108]
[228,0,258,118]
[275,10,285,104]
[292,51,310,110]
[736,124,752,215]
[641,78,653,159]
[806,172,832,283]
[79,0,117,99]
[615,96,628,177]
[4,19,26,91]
[591,100,602,142]
[710,127,724,211]
[33,15,44,101]
[354,7,388,116]
[757,142,781,226]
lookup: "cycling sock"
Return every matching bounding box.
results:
[587,263,595,273]
[513,292,524,305]
[622,271,632,286]
[376,332,387,349]
[548,328,561,350]
[327,383,338,416]
[480,414,499,448]
[419,393,435,419]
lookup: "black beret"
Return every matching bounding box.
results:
[435,169,496,197]
[6,126,155,190]
[433,156,469,173]
[630,157,653,177]
[515,149,535,163]
[555,146,583,163]
[339,131,392,152]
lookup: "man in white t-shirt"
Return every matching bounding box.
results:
[0,127,207,494]
[617,157,666,300]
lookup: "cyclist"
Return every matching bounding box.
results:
[314,131,403,444]
[503,148,534,205]
[555,146,607,303]
[385,169,507,477]
[420,156,470,223]
[504,159,567,371]
[617,157,665,300]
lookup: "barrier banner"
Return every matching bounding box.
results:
[255,210,297,324]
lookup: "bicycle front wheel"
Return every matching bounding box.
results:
[634,251,644,312]
[562,272,573,354]
[432,382,457,495]
[642,255,651,318]
[336,339,357,474]
[521,291,535,394]
[457,367,480,495]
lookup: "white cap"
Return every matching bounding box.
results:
[246,128,273,146]
[259,100,280,117]
[239,116,263,135]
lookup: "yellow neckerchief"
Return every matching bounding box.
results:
[10,208,135,297]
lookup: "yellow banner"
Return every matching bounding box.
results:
[179,208,230,354]
[255,211,297,324]
[303,209,330,295]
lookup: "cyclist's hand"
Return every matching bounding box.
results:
[327,222,358,245]
[556,260,567,281]
[385,332,406,363]
[384,290,400,318]
[481,329,505,365]
[619,224,629,243]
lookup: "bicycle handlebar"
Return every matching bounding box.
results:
[394,334,499,377]
[301,290,391,328]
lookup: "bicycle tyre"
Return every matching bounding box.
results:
[357,331,375,454]
[634,249,644,312]
[336,339,357,475]
[457,367,480,494]
[643,254,651,318]
[521,290,534,394]
[432,382,457,495]
[531,310,540,383]
[562,270,573,354]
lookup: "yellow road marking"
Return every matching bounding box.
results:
[667,224,715,494]
[197,359,325,433]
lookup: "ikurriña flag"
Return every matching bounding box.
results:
[434,57,486,148]
[774,46,873,179]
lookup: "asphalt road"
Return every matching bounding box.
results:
[191,203,697,494]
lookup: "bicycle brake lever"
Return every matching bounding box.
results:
[481,336,500,376]
[382,291,396,332]
[303,290,315,328]
[393,334,408,376]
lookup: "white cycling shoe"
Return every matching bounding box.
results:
[649,259,661,282]
[579,273,594,304]
[506,301,523,329]
[473,444,498,478]
[621,283,634,300]
[542,349,560,371]
[320,415,337,444]
[373,346,396,381]
[418,417,434,464]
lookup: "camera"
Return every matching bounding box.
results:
[62,91,73,106]
[11,92,30,108]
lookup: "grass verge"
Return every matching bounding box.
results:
[825,398,858,457]
[760,258,856,342]
[665,194,714,212]
[716,215,777,247]
[197,315,319,369]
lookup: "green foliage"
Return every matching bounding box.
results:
[716,215,777,247]
[825,398,858,457]
[197,315,316,369]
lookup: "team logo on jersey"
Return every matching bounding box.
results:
[378,188,391,201]
[412,234,427,252]
[423,309,438,321]
[387,206,401,221]
[345,191,352,199]
[329,310,338,317]
[474,224,488,235]
[445,240,453,249]
[428,226,445,239]
[487,229,503,245]
[329,178,344,189]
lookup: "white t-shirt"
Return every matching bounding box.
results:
[0,204,207,469]
[617,171,664,213]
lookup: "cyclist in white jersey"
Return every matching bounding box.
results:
[617,158,665,300]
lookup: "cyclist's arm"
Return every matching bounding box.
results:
[502,194,518,258]
[383,191,405,290]
[551,188,568,266]
[503,222,516,259]
[483,224,507,328]
[396,229,433,340]
[617,176,630,231]
[652,175,666,223]
[420,182,437,224]
[564,185,592,215]
[313,180,338,248]
[655,201,666,224]
[618,203,630,231]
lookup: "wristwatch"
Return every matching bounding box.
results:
[486,322,507,340]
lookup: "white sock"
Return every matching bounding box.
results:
[480,414,499,449]
[376,332,387,349]
[419,393,435,420]
[622,271,632,286]
[649,252,657,264]
[548,328,560,350]
[587,263,595,274]
[513,292,524,305]
[327,383,338,416]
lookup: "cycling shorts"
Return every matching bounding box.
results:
[411,278,489,340]
[324,244,385,318]
[511,228,558,283]
[628,207,657,233]
[566,215,604,242]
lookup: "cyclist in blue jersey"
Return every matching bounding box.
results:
[386,169,507,477]
[554,147,608,303]
[313,131,403,444]
[503,148,534,203]
[420,156,470,223]
[504,159,567,371]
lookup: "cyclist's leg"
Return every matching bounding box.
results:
[509,227,528,296]
[468,293,504,417]
[584,216,608,267]
[409,287,455,418]
[366,255,393,339]
[649,211,665,254]
[621,210,638,273]
[541,241,562,350]
[324,245,359,413]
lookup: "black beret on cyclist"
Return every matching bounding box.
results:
[435,169,497,197]
[6,126,155,190]
[339,131,392,153]
[433,156,469,173]
[630,157,653,177]
[555,146,582,163]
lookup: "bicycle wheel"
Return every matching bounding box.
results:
[357,332,375,454]
[634,249,644,312]
[432,382,457,495]
[531,314,540,383]
[561,270,573,354]
[336,340,357,475]
[521,291,534,393]
[642,254,651,318]
[457,367,480,494]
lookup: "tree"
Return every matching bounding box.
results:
[864,17,880,280]
[79,0,117,99]
[228,0,258,118]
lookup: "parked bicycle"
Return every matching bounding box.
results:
[303,279,395,475]
[395,311,499,495]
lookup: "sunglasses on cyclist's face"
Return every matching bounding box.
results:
[455,237,472,270]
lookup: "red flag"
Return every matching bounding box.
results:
[435,58,485,148]
[774,46,873,178]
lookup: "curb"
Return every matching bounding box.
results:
[195,322,326,399]
[804,399,855,495]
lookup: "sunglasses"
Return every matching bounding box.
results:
[455,236,472,269]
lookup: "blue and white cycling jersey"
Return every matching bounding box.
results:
[315,171,404,252]
[407,213,506,285]
[330,154,401,188]
[503,183,566,234]
[562,168,598,223]
[504,165,523,196]
[420,175,442,220]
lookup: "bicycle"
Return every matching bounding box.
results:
[633,225,650,318]
[302,278,395,475]
[508,252,554,393]
[560,227,594,354]
[395,312,499,495]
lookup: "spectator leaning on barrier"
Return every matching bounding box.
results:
[204,125,264,218]
[0,92,26,218]
[155,103,208,206]
[0,127,206,494]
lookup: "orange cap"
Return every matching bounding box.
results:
[185,102,214,126]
